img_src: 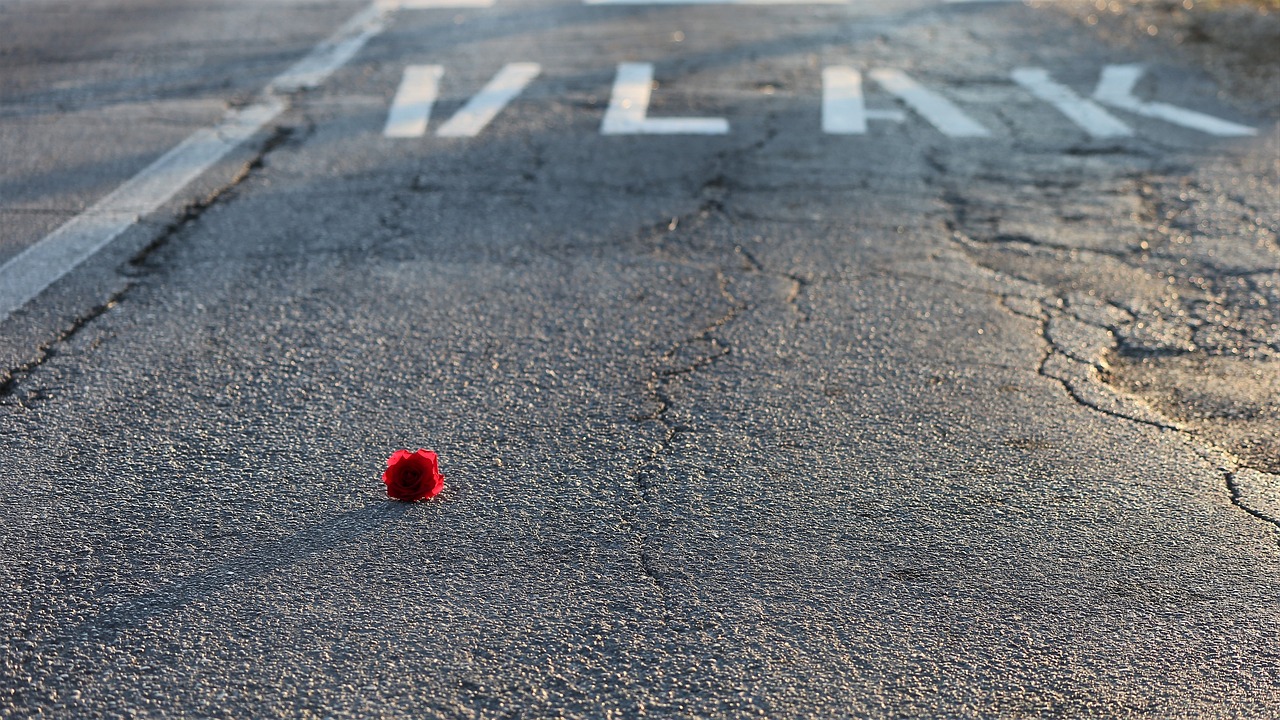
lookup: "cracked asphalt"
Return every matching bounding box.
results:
[2,0,1278,717]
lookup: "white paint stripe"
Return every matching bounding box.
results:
[1091,64,1145,107]
[437,63,540,138]
[0,3,390,321]
[0,102,285,321]
[270,4,388,94]
[1011,67,1132,138]
[395,0,494,7]
[586,0,848,4]
[1092,64,1255,137]
[384,65,444,138]
[1136,101,1256,135]
[822,67,907,134]
[602,63,653,131]
[868,68,991,138]
[601,63,729,136]
[823,67,868,134]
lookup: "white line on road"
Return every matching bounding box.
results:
[437,63,541,138]
[0,2,392,322]
[271,5,389,94]
[1092,64,1256,137]
[385,0,495,7]
[586,0,849,4]
[384,65,444,138]
[601,63,729,135]
[822,67,906,134]
[1011,67,1132,138]
[868,69,992,138]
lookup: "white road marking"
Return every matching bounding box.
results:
[586,0,848,4]
[822,67,906,134]
[437,63,541,138]
[1011,67,1132,138]
[271,4,389,94]
[0,3,391,322]
[387,0,495,7]
[1092,64,1256,137]
[601,63,729,135]
[384,65,444,138]
[868,69,991,138]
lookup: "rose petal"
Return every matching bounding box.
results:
[383,448,444,501]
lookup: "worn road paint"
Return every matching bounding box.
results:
[1011,67,1133,138]
[437,63,541,138]
[390,0,495,8]
[270,5,388,94]
[601,63,729,135]
[822,67,906,134]
[585,0,846,4]
[1092,64,1256,137]
[0,3,391,322]
[869,68,992,138]
[384,65,444,138]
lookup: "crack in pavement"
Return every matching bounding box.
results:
[927,141,1280,537]
[0,290,130,407]
[129,124,304,272]
[903,251,1280,537]
[1226,470,1280,529]
[614,122,814,596]
[0,124,305,406]
[627,230,746,596]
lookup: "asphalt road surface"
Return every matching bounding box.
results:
[2,0,1278,717]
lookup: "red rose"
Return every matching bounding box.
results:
[382,449,444,501]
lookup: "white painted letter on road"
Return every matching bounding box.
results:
[384,65,444,138]
[1092,64,1255,137]
[1011,67,1132,139]
[822,67,905,134]
[437,63,541,137]
[601,63,729,135]
[868,69,991,138]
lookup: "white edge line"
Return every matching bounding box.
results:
[0,2,391,321]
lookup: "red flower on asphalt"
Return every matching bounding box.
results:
[382,449,444,501]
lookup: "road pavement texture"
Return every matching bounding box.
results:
[2,0,1278,717]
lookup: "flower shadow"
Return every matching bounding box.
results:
[71,501,411,645]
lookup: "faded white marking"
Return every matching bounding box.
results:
[601,63,729,135]
[384,65,444,138]
[869,69,991,138]
[822,66,905,134]
[390,0,495,7]
[1011,67,1132,138]
[1092,64,1255,137]
[270,4,389,94]
[586,0,846,4]
[437,63,541,138]
[0,3,391,321]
